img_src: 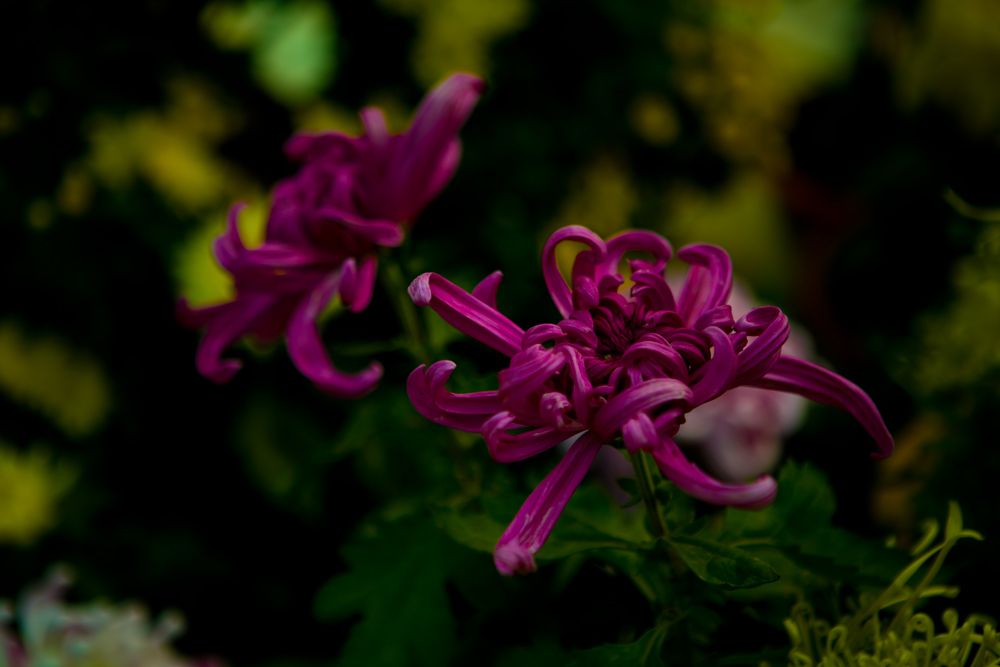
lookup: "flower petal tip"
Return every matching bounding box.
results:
[494,544,537,577]
[408,273,434,306]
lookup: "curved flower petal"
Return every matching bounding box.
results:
[693,305,735,332]
[482,412,575,463]
[631,270,677,312]
[747,356,894,460]
[733,306,790,385]
[676,244,733,326]
[494,431,604,575]
[409,272,525,357]
[212,203,250,273]
[649,436,778,509]
[621,412,659,455]
[622,338,689,383]
[499,345,568,403]
[359,107,390,146]
[194,295,282,384]
[690,326,737,406]
[314,207,406,247]
[286,269,383,399]
[593,378,694,440]
[522,323,566,348]
[284,131,360,164]
[384,73,487,220]
[340,255,378,313]
[473,271,504,309]
[407,362,500,432]
[542,226,607,319]
[595,230,673,282]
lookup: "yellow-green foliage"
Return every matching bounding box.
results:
[667,0,863,171]
[0,321,112,438]
[907,229,1000,394]
[201,0,338,107]
[782,503,997,667]
[660,170,793,296]
[377,0,530,86]
[84,76,254,216]
[891,0,1000,135]
[0,443,75,546]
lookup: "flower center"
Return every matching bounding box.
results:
[593,302,645,360]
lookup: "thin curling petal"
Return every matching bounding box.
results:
[482,413,574,463]
[473,271,504,309]
[407,362,499,432]
[691,326,738,406]
[287,269,383,399]
[733,306,790,385]
[409,272,525,357]
[539,392,577,430]
[494,431,604,575]
[595,230,673,282]
[386,73,487,218]
[195,296,278,384]
[340,255,378,313]
[631,270,677,312]
[542,226,607,318]
[499,345,568,403]
[621,412,659,455]
[213,203,249,273]
[649,436,778,509]
[593,379,694,440]
[676,244,733,326]
[748,356,894,459]
[314,207,406,247]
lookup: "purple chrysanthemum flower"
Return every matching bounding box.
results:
[406,226,893,575]
[178,73,485,398]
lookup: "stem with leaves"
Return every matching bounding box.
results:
[630,449,670,539]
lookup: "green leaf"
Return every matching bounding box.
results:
[437,507,505,554]
[669,535,780,589]
[716,460,909,586]
[616,477,643,509]
[569,626,667,666]
[315,518,456,667]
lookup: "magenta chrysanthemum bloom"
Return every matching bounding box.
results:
[178,73,485,397]
[406,226,893,575]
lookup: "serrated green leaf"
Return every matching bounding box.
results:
[569,626,667,666]
[315,519,456,667]
[670,536,780,589]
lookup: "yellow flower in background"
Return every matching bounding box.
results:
[667,0,863,172]
[0,443,75,546]
[0,321,112,439]
[377,0,530,87]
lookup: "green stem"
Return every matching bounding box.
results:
[379,251,478,496]
[630,450,669,539]
[379,253,430,365]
